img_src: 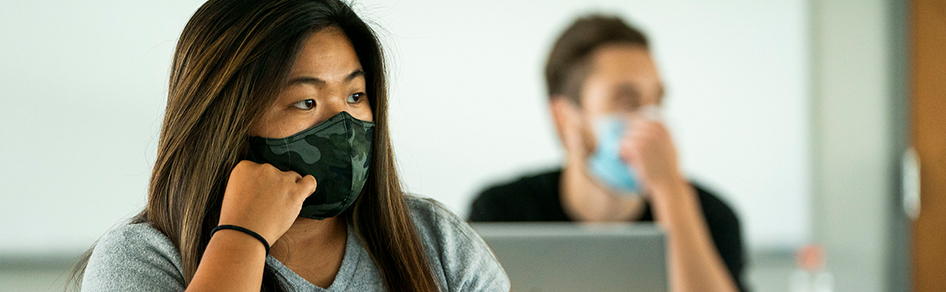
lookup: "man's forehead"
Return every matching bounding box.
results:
[589,45,657,75]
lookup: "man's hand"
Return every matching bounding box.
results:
[618,118,685,192]
[616,118,739,292]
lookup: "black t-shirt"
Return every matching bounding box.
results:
[469,169,747,291]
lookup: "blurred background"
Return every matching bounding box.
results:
[1,0,942,291]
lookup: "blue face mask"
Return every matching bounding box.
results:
[587,115,642,194]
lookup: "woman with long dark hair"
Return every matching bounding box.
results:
[71,0,509,291]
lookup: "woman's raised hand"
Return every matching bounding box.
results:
[218,160,316,244]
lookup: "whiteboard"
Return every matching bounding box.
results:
[0,0,808,254]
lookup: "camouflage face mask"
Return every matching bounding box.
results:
[246,111,374,220]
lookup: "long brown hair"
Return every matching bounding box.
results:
[69,0,439,291]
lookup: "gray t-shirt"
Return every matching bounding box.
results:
[82,196,510,291]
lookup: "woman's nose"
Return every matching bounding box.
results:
[320,97,347,116]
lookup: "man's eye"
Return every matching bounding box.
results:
[347,93,365,104]
[292,99,315,110]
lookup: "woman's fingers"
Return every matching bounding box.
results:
[296,175,318,200]
[219,161,317,244]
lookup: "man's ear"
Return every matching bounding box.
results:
[549,95,577,146]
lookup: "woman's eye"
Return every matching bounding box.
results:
[292,99,315,110]
[347,93,365,104]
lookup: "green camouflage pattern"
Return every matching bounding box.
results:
[246,111,374,219]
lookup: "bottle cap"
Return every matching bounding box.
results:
[796,244,824,271]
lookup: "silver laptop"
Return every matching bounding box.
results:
[472,223,668,292]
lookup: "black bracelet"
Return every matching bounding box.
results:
[211,225,270,255]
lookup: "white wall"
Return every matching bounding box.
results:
[0,0,809,254]
[367,0,811,250]
[0,0,203,255]
[810,0,907,290]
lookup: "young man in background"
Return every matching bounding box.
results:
[469,15,745,292]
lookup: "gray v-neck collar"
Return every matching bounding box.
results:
[264,224,363,291]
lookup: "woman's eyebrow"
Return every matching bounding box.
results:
[287,69,365,86]
[346,69,365,82]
